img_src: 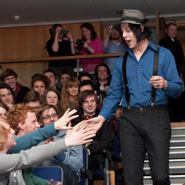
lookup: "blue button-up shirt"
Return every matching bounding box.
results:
[103,40,127,74]
[100,40,183,120]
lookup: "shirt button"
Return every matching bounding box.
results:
[139,87,141,89]
[141,97,143,99]
[139,76,141,78]
[140,107,143,110]
[138,65,140,67]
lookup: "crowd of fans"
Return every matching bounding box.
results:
[0,20,185,185]
[0,22,124,185]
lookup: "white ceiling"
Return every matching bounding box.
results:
[0,0,185,27]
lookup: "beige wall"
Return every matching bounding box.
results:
[0,22,102,87]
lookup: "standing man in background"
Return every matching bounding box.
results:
[160,23,185,122]
[104,25,127,74]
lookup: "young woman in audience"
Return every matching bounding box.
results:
[60,77,80,115]
[0,83,15,109]
[46,24,75,57]
[37,104,82,185]
[31,74,50,96]
[0,102,9,118]
[43,88,63,117]
[79,23,104,73]
[0,116,95,185]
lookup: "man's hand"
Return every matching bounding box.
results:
[149,76,167,90]
[64,122,96,147]
[115,108,123,119]
[86,115,105,132]
[54,109,78,130]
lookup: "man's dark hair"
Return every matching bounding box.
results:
[81,23,97,41]
[166,23,177,31]
[23,90,43,105]
[58,69,73,79]
[78,72,92,82]
[79,80,95,92]
[78,90,98,107]
[1,69,18,81]
[43,69,57,78]
[94,63,111,81]
[122,23,151,47]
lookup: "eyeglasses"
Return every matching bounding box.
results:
[42,113,58,120]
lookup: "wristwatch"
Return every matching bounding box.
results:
[88,47,93,51]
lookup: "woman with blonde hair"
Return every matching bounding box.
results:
[60,77,80,115]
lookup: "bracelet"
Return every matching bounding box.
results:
[70,41,74,43]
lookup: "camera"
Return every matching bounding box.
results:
[60,30,68,35]
[76,39,84,51]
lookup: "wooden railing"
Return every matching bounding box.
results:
[0,53,124,64]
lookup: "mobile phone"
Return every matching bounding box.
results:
[60,30,68,35]
[110,25,113,29]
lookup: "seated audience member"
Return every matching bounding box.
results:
[104,25,127,74]
[6,104,86,185]
[46,24,75,57]
[31,74,50,96]
[0,102,9,118]
[78,72,92,82]
[58,69,73,88]
[79,23,104,73]
[71,90,114,185]
[61,77,80,115]
[79,80,96,93]
[43,69,61,92]
[0,83,15,109]
[94,63,111,103]
[43,88,63,117]
[0,116,95,185]
[23,90,42,110]
[78,80,118,133]
[1,69,30,103]
[37,104,82,185]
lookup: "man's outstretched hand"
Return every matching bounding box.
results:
[87,115,105,132]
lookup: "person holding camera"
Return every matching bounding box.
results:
[104,25,126,74]
[46,24,75,57]
[79,23,104,73]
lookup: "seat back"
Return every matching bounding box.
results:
[33,166,63,182]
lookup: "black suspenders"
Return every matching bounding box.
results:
[122,45,160,108]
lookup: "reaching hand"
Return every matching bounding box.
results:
[54,109,78,131]
[64,121,96,147]
[86,115,105,132]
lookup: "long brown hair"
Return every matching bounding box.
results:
[60,77,80,114]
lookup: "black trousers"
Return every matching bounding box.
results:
[119,106,171,185]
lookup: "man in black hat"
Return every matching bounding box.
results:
[88,9,183,185]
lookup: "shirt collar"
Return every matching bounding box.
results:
[127,39,157,55]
